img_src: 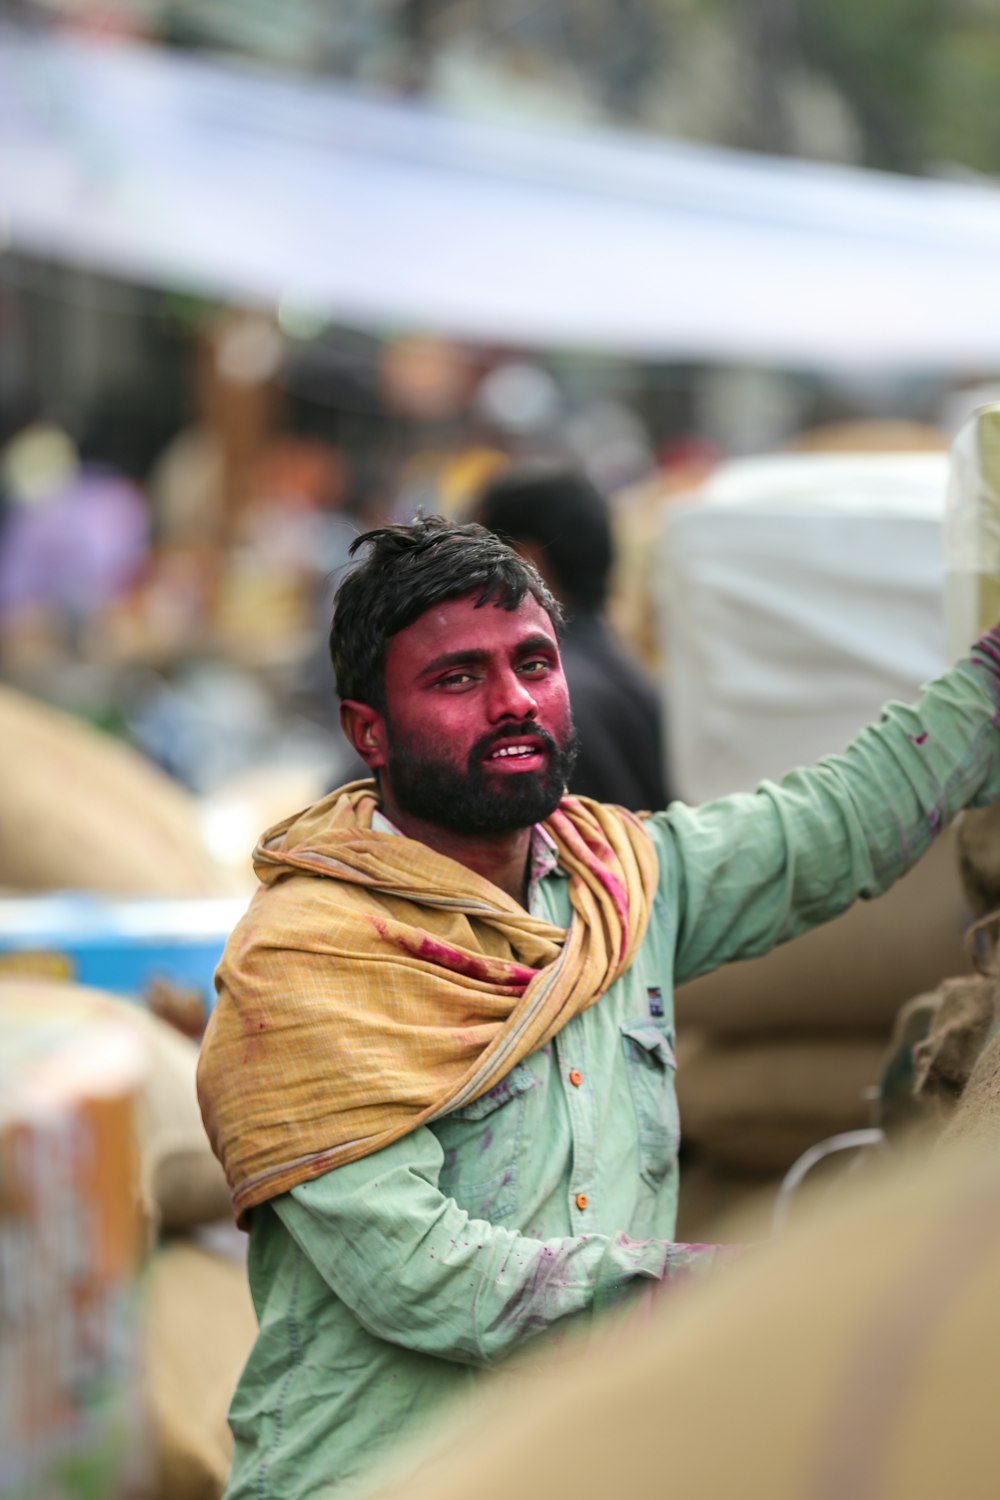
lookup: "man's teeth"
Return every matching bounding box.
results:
[492,745,535,758]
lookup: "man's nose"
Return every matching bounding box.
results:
[488,669,537,721]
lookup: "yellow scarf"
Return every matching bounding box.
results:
[197,782,658,1224]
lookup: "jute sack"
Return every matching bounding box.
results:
[0,980,232,1235]
[0,683,239,895]
[676,828,968,1038]
[875,988,946,1140]
[140,1240,256,1500]
[676,1031,886,1172]
[940,1030,1000,1149]
[367,1138,1000,1500]
[878,971,1000,1147]
[911,971,998,1114]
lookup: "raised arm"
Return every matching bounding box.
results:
[653,633,1000,986]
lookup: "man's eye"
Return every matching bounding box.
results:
[439,672,474,687]
[519,659,550,675]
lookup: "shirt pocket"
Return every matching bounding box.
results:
[620,1020,680,1191]
[434,1062,537,1222]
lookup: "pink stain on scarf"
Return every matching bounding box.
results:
[367,914,536,991]
[550,806,631,962]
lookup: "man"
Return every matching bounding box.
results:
[473,464,669,811]
[198,516,1000,1499]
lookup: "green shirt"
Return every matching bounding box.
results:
[222,648,1000,1499]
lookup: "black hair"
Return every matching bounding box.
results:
[475,466,613,613]
[330,515,562,706]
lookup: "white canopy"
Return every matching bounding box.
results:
[3,26,1000,370]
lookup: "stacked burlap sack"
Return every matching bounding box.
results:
[0,682,241,896]
[674,826,970,1238]
[0,980,254,1500]
[878,800,1000,1148]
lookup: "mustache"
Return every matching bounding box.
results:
[471,721,559,763]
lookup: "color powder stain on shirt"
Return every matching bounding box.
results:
[500,1240,580,1337]
[972,634,1000,674]
[909,732,928,746]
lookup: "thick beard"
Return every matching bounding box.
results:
[384,718,580,835]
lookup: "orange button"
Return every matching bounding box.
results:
[569,1069,583,1087]
[575,1192,589,1211]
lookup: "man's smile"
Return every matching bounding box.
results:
[482,728,551,770]
[489,743,540,759]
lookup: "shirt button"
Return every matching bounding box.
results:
[568,1069,583,1087]
[575,1192,589,1211]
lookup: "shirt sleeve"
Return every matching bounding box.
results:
[648,638,1000,986]
[272,1123,728,1368]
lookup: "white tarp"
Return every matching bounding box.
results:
[656,452,952,802]
[4,27,1000,369]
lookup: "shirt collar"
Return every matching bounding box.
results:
[370,808,560,911]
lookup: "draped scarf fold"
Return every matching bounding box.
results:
[196,781,659,1224]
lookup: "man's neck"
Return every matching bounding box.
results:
[377,797,533,907]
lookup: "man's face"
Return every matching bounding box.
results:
[376,592,578,835]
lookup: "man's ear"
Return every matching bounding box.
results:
[340,700,388,771]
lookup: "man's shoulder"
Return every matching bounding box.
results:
[224,865,386,959]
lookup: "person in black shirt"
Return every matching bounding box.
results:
[474,465,670,812]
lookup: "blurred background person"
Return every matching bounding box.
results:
[473,464,671,811]
[0,413,150,684]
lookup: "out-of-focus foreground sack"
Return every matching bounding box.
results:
[0,682,238,895]
[141,1240,255,1500]
[368,1139,1000,1500]
[0,980,231,1233]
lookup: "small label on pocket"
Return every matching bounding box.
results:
[646,986,664,1018]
